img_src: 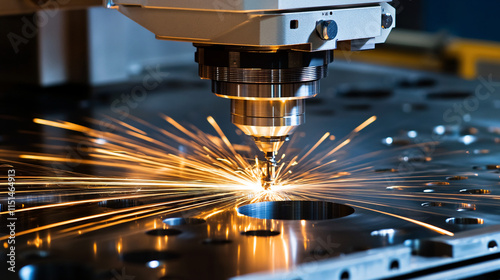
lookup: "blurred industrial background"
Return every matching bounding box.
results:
[1,0,500,87]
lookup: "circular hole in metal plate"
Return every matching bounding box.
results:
[488,240,498,250]
[339,88,392,99]
[19,262,95,280]
[390,259,400,270]
[241,230,281,237]
[446,176,468,180]
[486,164,500,170]
[445,217,484,225]
[146,229,182,236]
[121,250,180,264]
[98,199,143,209]
[340,270,350,280]
[163,217,206,226]
[459,189,491,195]
[427,91,473,100]
[421,202,476,211]
[398,77,437,88]
[375,168,398,173]
[426,182,450,186]
[202,238,232,245]
[237,201,354,220]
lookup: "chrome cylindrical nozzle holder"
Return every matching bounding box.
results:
[195,44,333,157]
[231,99,304,128]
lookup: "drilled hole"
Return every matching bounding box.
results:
[146,229,182,236]
[340,89,392,99]
[121,250,180,264]
[390,260,400,270]
[19,262,95,280]
[488,240,498,250]
[382,137,411,146]
[202,238,232,245]
[446,176,468,180]
[375,168,398,173]
[98,199,142,209]
[398,77,437,88]
[237,201,354,220]
[445,217,484,225]
[290,20,299,29]
[460,127,479,135]
[459,189,491,195]
[241,230,280,237]
[163,217,206,226]
[421,202,476,211]
[421,202,444,207]
[426,182,450,186]
[340,270,350,280]
[427,91,473,99]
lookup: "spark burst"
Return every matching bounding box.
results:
[0,114,462,243]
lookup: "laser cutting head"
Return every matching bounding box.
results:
[106,0,396,188]
[196,46,335,187]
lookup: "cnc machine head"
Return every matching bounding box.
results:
[105,0,395,188]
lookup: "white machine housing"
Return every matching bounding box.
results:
[106,0,395,51]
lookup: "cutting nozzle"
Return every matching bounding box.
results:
[262,152,277,190]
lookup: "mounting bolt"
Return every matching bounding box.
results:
[382,13,393,29]
[316,20,338,40]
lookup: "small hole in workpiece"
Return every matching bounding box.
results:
[446,176,468,180]
[488,240,498,250]
[427,91,473,100]
[237,201,354,220]
[241,230,280,237]
[375,168,398,173]
[421,202,476,211]
[19,262,95,280]
[445,217,484,225]
[146,229,182,236]
[426,182,449,186]
[330,11,333,15]
[340,270,350,280]
[459,189,491,195]
[398,77,437,88]
[390,260,400,270]
[163,217,206,226]
[98,199,143,209]
[340,89,392,99]
[290,20,299,29]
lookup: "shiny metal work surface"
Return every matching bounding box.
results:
[1,62,500,280]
